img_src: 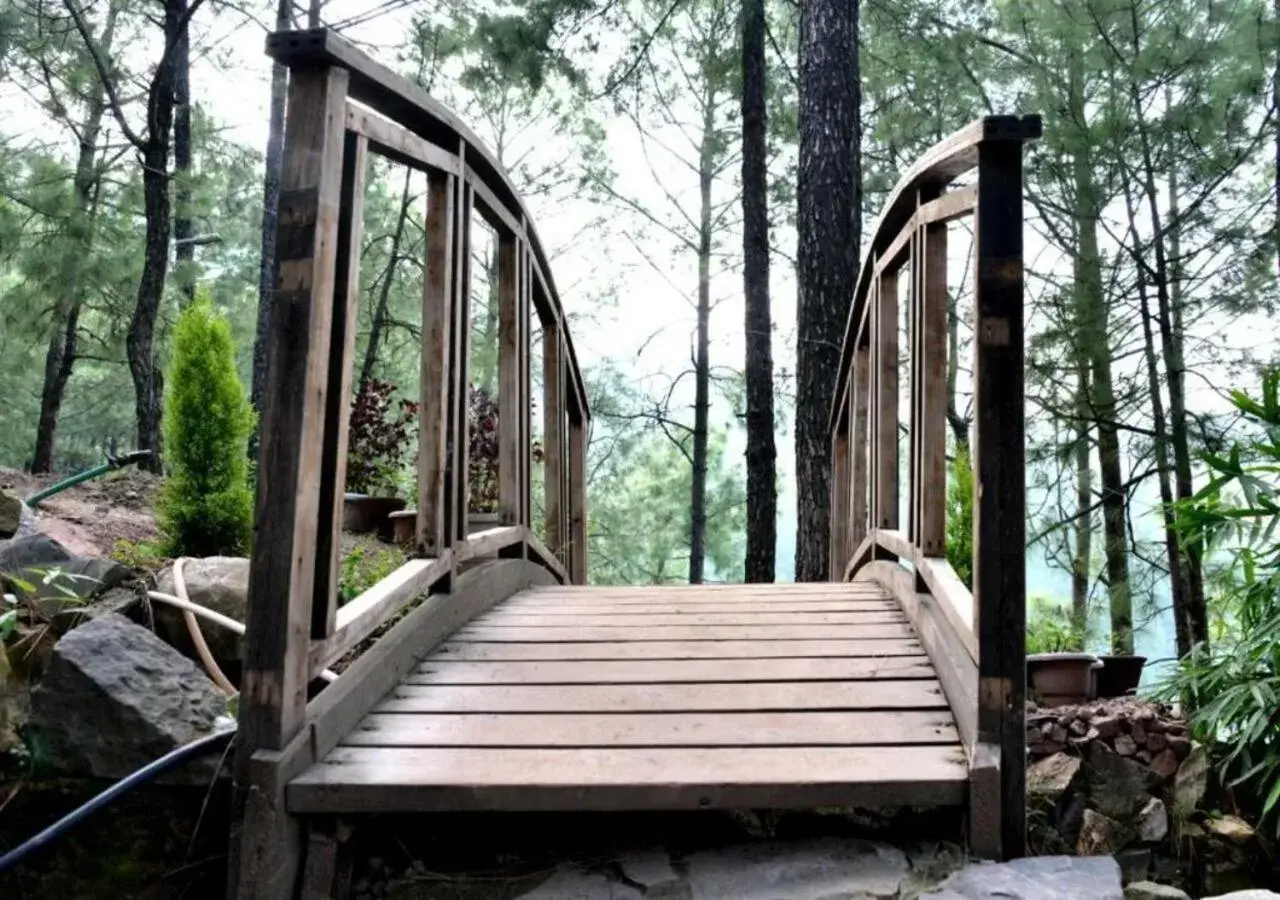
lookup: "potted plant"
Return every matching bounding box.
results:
[344,379,416,537]
[1026,596,1098,707]
[1094,653,1147,698]
[387,384,523,542]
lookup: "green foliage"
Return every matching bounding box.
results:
[339,541,407,605]
[156,295,254,557]
[109,538,168,572]
[1025,595,1086,654]
[1155,369,1280,835]
[945,443,974,589]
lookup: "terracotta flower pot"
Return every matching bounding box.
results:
[342,494,406,537]
[384,510,502,546]
[1027,652,1100,707]
[1094,655,1146,698]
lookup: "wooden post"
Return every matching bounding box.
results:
[569,410,587,583]
[417,170,455,556]
[972,136,1027,859]
[446,171,473,543]
[497,233,521,525]
[830,380,849,580]
[918,205,948,558]
[851,340,870,554]
[543,322,565,557]
[519,240,532,529]
[234,63,349,897]
[873,269,899,530]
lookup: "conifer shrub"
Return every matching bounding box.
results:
[156,295,255,557]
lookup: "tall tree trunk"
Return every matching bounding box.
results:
[1071,362,1092,632]
[1275,0,1279,286]
[1126,46,1208,649]
[795,0,860,581]
[358,169,413,393]
[172,0,194,304]
[741,0,776,583]
[1069,51,1131,652]
[689,99,714,585]
[946,294,968,449]
[1122,175,1188,657]
[31,0,120,473]
[250,0,292,456]
[126,0,179,473]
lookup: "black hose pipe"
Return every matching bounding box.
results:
[0,727,235,873]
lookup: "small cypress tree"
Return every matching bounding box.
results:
[157,294,255,556]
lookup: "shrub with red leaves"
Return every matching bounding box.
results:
[346,378,418,496]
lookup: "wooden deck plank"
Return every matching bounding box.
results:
[287,745,968,813]
[374,680,946,713]
[346,710,958,747]
[472,611,907,627]
[491,600,899,614]
[408,656,935,684]
[515,588,894,603]
[432,639,924,660]
[454,624,915,641]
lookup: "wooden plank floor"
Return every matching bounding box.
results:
[288,582,968,813]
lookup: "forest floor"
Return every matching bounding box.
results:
[0,467,160,557]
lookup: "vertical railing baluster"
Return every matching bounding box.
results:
[497,233,521,525]
[543,320,565,558]
[875,269,899,532]
[918,198,948,558]
[313,131,368,638]
[418,169,454,556]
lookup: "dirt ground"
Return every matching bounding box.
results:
[1,467,160,558]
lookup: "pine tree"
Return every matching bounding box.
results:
[156,294,255,557]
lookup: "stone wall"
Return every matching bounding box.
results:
[1026,697,1272,896]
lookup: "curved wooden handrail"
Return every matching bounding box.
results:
[266,28,589,417]
[829,115,1040,433]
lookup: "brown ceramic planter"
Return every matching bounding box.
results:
[342,494,406,537]
[384,510,502,546]
[1094,655,1146,699]
[1028,652,1100,707]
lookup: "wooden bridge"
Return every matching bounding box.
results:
[231,28,1041,900]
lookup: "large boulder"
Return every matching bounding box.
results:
[155,556,249,666]
[28,613,229,781]
[923,856,1123,899]
[0,533,129,613]
[0,489,30,539]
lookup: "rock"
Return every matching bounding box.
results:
[1115,734,1138,756]
[155,557,249,665]
[0,533,71,572]
[28,613,228,780]
[1124,882,1190,900]
[1094,716,1122,739]
[1205,816,1255,846]
[615,849,684,897]
[1137,797,1168,843]
[1203,893,1280,900]
[1028,752,1082,800]
[0,490,25,538]
[1146,734,1167,752]
[1050,723,1069,743]
[519,867,643,899]
[923,856,1123,900]
[1115,848,1153,883]
[1136,750,1153,764]
[1149,749,1180,781]
[1131,722,1147,745]
[682,838,909,899]
[1079,809,1130,855]
[1172,745,1209,814]
[1087,742,1164,822]
[1070,718,1089,736]
[1166,735,1191,760]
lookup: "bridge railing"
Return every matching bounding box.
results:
[232,29,589,894]
[829,116,1040,859]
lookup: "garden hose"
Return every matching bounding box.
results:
[0,727,235,873]
[24,450,153,509]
